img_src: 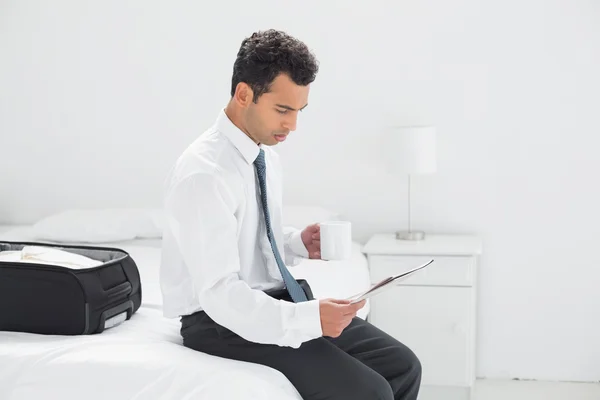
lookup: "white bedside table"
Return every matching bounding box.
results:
[362,233,482,400]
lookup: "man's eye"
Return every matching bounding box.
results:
[276,109,288,115]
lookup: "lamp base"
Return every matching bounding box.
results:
[395,230,426,241]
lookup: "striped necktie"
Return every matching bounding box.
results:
[254,149,308,302]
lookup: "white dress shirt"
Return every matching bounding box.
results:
[159,109,322,348]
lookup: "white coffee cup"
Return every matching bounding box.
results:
[320,221,352,261]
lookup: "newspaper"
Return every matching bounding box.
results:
[347,259,434,304]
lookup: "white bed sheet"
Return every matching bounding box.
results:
[0,225,371,400]
[0,307,302,400]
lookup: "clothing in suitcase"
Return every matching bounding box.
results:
[0,241,142,335]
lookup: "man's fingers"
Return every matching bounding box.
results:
[329,299,365,318]
[341,305,359,316]
[330,299,351,305]
[352,300,366,310]
[339,300,365,315]
[331,299,365,308]
[343,312,357,320]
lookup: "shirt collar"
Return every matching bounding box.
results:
[215,109,261,165]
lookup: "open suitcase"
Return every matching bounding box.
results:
[0,241,141,335]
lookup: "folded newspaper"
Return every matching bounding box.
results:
[347,259,434,304]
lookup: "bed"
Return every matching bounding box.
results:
[0,221,370,400]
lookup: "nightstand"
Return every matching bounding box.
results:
[362,233,482,400]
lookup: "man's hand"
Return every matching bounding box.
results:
[301,223,321,259]
[319,298,366,338]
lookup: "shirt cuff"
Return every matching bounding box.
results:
[288,229,309,258]
[294,299,323,339]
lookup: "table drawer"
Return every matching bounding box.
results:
[368,255,474,287]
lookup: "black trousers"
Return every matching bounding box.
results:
[180,281,422,400]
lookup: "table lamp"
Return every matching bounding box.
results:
[386,126,437,240]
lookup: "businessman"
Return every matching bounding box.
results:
[159,29,421,400]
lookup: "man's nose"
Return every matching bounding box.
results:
[282,114,298,132]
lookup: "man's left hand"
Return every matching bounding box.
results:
[301,223,321,259]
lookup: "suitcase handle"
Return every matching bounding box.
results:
[95,300,134,334]
[105,281,132,300]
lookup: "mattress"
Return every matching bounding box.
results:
[0,225,371,400]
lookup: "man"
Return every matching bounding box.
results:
[160,29,421,400]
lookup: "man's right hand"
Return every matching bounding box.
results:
[319,298,367,338]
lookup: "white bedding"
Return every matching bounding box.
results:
[0,225,371,400]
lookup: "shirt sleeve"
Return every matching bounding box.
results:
[164,172,322,348]
[283,226,309,266]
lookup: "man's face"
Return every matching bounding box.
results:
[245,73,310,146]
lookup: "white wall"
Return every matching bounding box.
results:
[1,0,599,383]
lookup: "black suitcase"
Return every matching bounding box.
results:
[0,241,141,335]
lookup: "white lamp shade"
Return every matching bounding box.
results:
[387,126,437,175]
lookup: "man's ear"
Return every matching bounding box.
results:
[233,82,254,108]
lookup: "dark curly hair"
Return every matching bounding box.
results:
[230,29,319,102]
